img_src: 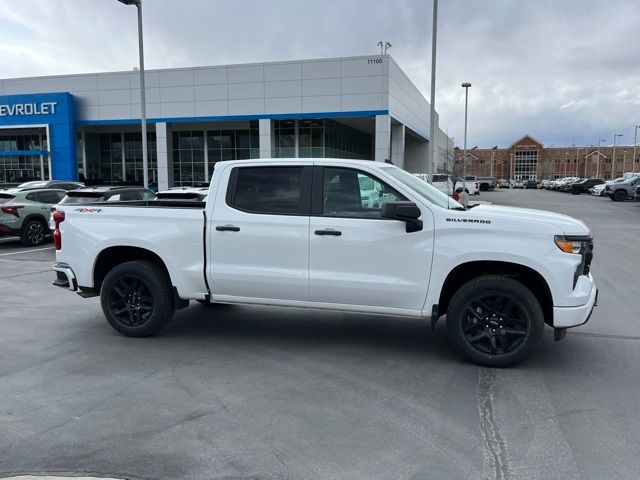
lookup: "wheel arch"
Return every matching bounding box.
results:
[438,260,554,326]
[93,246,171,293]
[21,213,50,232]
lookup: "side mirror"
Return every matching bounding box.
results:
[381,201,423,233]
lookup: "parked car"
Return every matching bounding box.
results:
[635,185,640,201]
[604,176,640,201]
[475,176,496,192]
[17,180,84,191]
[52,158,597,367]
[49,186,156,230]
[525,179,538,189]
[567,178,604,195]
[454,178,479,195]
[0,188,67,246]
[155,187,209,202]
[413,173,455,196]
[591,176,636,196]
[541,180,552,189]
[513,180,525,189]
[552,177,580,191]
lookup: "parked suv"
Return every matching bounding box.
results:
[568,178,604,195]
[49,186,156,230]
[605,176,640,201]
[0,189,67,246]
[18,180,84,191]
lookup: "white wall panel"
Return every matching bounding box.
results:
[228,82,264,100]
[159,69,193,87]
[265,63,302,81]
[160,86,194,103]
[265,80,301,98]
[301,60,340,79]
[302,78,340,96]
[194,67,227,85]
[228,98,264,115]
[265,97,302,113]
[228,65,263,83]
[194,84,228,101]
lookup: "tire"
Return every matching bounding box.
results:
[20,218,47,246]
[571,188,581,195]
[612,190,627,202]
[100,260,175,337]
[446,275,545,367]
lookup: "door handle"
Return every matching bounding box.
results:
[315,229,341,236]
[216,225,240,232]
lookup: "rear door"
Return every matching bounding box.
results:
[208,164,312,302]
[308,165,432,314]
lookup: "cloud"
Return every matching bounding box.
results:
[0,0,638,147]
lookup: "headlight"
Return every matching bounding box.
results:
[554,235,591,254]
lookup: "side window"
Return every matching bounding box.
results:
[106,194,122,202]
[141,191,157,201]
[228,166,304,215]
[322,168,405,218]
[25,193,38,202]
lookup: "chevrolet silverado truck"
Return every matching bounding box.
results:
[51,159,597,367]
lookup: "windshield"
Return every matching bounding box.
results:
[382,166,464,209]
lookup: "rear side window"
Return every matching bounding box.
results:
[227,166,305,215]
[120,190,142,201]
[26,191,63,204]
[0,194,14,204]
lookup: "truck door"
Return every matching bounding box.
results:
[208,164,312,302]
[308,166,432,313]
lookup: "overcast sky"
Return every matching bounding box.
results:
[1,0,638,148]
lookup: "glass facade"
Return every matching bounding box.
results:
[82,131,157,186]
[74,118,371,187]
[0,130,49,183]
[172,123,260,186]
[274,119,372,160]
[514,150,538,180]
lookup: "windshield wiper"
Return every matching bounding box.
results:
[449,206,466,211]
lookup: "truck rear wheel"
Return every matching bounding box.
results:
[100,260,175,337]
[446,275,544,367]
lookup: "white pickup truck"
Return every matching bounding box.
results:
[52,159,597,367]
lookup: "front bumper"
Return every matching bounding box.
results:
[52,262,77,291]
[553,274,597,328]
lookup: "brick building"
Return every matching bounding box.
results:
[452,134,640,180]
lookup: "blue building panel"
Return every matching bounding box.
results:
[0,92,76,180]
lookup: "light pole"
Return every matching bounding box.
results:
[427,0,438,182]
[612,134,623,179]
[509,153,513,186]
[575,146,580,177]
[461,82,471,182]
[596,139,606,178]
[117,0,149,188]
[633,125,639,174]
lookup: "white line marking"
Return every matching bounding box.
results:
[0,246,54,256]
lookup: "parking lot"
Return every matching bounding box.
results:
[1,189,639,480]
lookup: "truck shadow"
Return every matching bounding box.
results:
[162,303,460,363]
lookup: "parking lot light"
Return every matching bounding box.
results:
[596,139,606,178]
[612,134,623,179]
[116,0,148,189]
[461,82,471,182]
[633,126,639,174]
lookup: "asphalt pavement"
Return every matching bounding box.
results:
[0,190,639,480]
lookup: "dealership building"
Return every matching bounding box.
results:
[0,55,452,189]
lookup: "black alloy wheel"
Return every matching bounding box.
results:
[446,275,544,367]
[21,219,46,246]
[100,260,175,337]
[108,276,154,327]
[461,294,530,355]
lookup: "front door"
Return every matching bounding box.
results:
[208,164,312,302]
[309,166,433,314]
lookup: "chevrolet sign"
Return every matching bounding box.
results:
[0,102,57,116]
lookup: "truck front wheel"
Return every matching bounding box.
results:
[100,260,175,337]
[446,275,544,367]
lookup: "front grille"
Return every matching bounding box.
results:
[582,240,593,275]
